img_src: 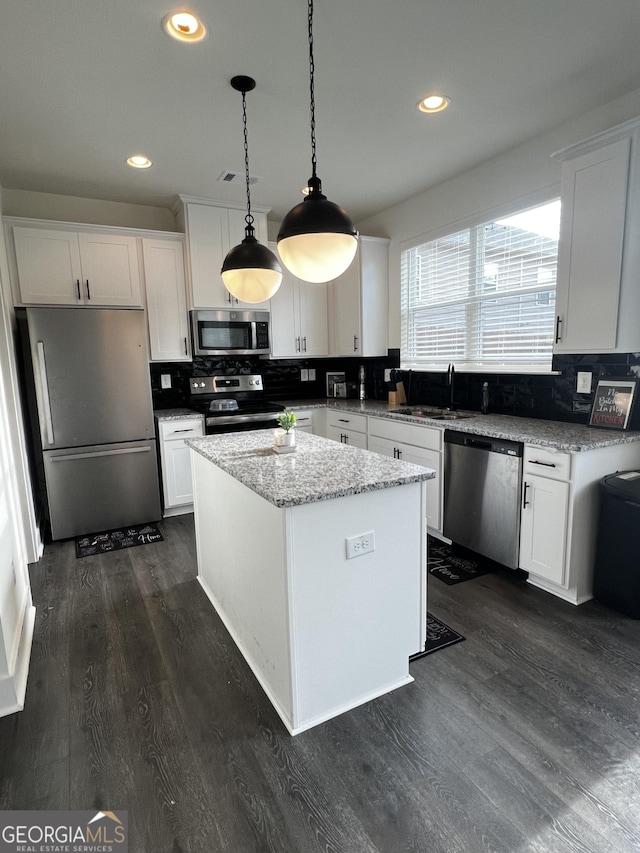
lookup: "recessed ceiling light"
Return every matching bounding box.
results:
[126,155,152,169]
[417,94,450,114]
[162,11,207,43]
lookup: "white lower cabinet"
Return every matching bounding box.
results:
[368,417,442,532]
[519,441,640,604]
[158,417,204,515]
[519,473,569,585]
[326,411,367,448]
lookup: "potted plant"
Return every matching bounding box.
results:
[274,410,297,449]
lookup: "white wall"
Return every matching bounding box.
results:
[358,86,640,349]
[0,180,36,715]
[2,189,177,232]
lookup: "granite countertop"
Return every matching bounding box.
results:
[317,399,640,452]
[155,399,640,451]
[186,429,435,508]
[154,408,204,422]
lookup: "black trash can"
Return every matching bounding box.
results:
[594,470,640,618]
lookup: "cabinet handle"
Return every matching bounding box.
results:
[302,336,307,352]
[394,447,402,459]
[297,417,310,423]
[353,335,359,352]
[76,279,81,300]
[522,481,530,509]
[85,280,90,300]
[555,315,562,343]
[338,418,350,423]
[530,460,556,468]
[296,336,301,353]
[184,337,188,355]
[341,433,348,443]
[173,428,195,434]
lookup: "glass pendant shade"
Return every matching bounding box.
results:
[277,185,358,283]
[221,234,282,303]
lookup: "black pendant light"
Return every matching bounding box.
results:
[277,0,358,283]
[221,76,282,303]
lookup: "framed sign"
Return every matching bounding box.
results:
[589,379,637,430]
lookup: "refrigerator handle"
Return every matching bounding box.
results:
[50,446,152,462]
[36,341,55,445]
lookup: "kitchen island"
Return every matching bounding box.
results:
[187,430,434,735]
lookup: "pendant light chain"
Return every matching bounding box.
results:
[241,89,255,235]
[308,0,317,180]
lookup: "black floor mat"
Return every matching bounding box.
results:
[410,612,465,659]
[428,536,494,585]
[75,523,163,557]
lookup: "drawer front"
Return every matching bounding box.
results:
[291,409,313,431]
[367,416,442,451]
[326,410,367,434]
[523,445,571,480]
[159,418,204,441]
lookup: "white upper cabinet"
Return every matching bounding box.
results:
[269,245,329,358]
[553,118,640,353]
[10,225,142,307]
[142,238,190,362]
[181,200,270,310]
[330,236,389,357]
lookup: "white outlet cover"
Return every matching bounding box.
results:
[160,373,172,389]
[309,368,316,381]
[577,371,592,393]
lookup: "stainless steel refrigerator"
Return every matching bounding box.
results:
[18,307,161,540]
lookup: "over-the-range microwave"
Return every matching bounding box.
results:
[190,309,270,356]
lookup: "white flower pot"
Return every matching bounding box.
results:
[274,428,296,448]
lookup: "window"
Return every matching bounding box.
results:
[401,199,560,372]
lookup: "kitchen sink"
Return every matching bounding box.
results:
[390,407,476,420]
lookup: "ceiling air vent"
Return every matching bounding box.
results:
[218,170,260,186]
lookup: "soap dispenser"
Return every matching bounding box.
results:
[358,365,366,400]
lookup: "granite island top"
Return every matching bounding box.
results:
[186,429,435,508]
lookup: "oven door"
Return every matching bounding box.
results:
[190,310,270,355]
[205,414,279,434]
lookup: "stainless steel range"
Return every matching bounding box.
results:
[189,374,285,434]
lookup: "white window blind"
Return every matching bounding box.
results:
[401,200,560,372]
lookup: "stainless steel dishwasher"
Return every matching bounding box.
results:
[443,430,523,569]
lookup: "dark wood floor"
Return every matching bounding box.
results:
[1,515,640,852]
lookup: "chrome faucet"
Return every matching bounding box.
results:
[446,363,455,410]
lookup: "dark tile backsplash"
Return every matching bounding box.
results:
[149,350,401,409]
[150,350,640,430]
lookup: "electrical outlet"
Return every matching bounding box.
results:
[384,369,392,382]
[577,371,592,394]
[160,373,172,389]
[346,531,375,559]
[309,368,316,381]
[301,369,309,382]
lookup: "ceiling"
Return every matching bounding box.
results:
[1,0,640,225]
